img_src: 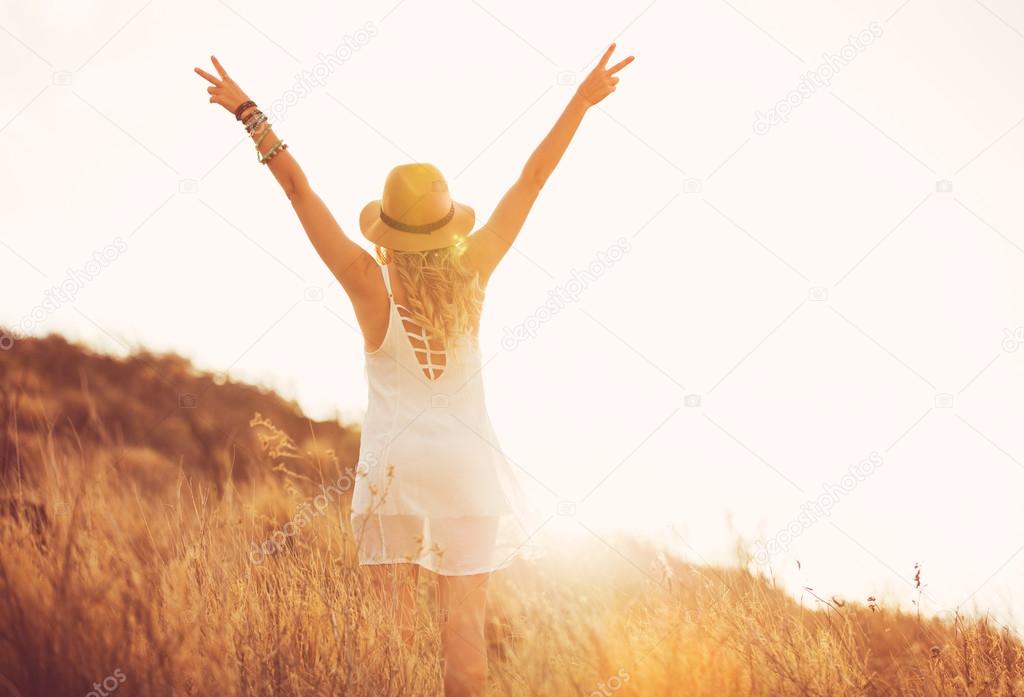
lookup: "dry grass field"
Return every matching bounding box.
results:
[1,333,1022,696]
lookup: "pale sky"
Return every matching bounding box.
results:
[2,0,1023,625]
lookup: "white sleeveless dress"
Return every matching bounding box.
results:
[350,262,542,576]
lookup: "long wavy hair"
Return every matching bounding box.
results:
[374,243,484,359]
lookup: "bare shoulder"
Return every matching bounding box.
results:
[348,256,392,351]
[342,253,391,333]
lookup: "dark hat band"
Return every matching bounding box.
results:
[379,203,455,235]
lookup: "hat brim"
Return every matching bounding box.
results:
[359,199,476,252]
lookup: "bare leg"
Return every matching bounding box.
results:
[366,563,420,648]
[437,573,491,697]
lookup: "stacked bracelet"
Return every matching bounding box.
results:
[238,101,288,165]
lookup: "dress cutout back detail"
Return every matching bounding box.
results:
[381,263,448,381]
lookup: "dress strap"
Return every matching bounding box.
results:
[380,263,394,299]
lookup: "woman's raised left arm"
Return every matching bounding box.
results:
[195,56,378,299]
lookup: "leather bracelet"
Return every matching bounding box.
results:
[234,100,257,120]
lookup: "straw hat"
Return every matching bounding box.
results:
[359,163,476,252]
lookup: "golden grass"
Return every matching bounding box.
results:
[2,415,1022,697]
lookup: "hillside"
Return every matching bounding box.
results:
[0,331,1021,696]
[0,331,362,497]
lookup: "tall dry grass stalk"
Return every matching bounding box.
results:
[1,415,1022,696]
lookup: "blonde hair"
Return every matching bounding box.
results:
[374,244,484,358]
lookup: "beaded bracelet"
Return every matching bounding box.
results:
[244,111,268,134]
[259,139,287,165]
[234,100,257,120]
[263,141,287,165]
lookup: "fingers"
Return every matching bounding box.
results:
[211,55,229,80]
[194,67,221,86]
[597,42,616,69]
[606,55,634,76]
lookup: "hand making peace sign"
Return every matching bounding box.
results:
[576,43,635,107]
[194,55,253,118]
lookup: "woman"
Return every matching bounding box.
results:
[195,43,633,697]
